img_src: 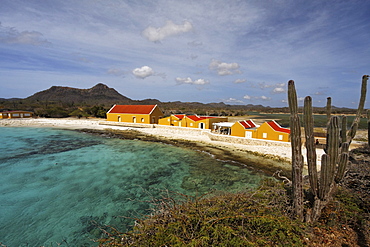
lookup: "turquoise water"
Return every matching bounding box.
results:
[0,127,266,246]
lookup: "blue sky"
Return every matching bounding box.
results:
[0,0,369,108]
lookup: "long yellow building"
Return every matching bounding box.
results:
[0,111,34,119]
[106,105,164,124]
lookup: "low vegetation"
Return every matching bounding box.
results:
[97,167,369,246]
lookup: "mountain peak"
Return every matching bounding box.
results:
[91,83,109,90]
[26,84,132,106]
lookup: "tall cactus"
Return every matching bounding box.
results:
[288,75,368,222]
[288,80,304,221]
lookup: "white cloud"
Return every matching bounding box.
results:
[243,95,251,100]
[209,59,241,76]
[234,79,246,84]
[175,77,209,85]
[142,20,193,42]
[0,23,51,46]
[272,87,285,94]
[243,95,271,101]
[224,97,244,104]
[260,95,271,101]
[256,82,285,89]
[132,66,154,79]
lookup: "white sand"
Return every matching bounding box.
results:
[0,118,329,166]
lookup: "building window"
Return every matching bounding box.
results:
[141,118,145,123]
[262,133,267,138]
[133,117,136,123]
[279,135,283,141]
[12,113,19,117]
[190,123,193,127]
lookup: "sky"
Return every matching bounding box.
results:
[0,0,369,108]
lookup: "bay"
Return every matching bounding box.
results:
[0,127,266,246]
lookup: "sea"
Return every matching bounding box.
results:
[0,127,267,246]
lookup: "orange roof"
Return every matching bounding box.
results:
[239,120,257,129]
[267,120,290,134]
[108,105,157,114]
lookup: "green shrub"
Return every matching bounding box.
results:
[98,180,306,246]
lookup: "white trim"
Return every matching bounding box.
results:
[107,104,117,114]
[148,104,157,115]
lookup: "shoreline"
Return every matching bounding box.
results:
[0,118,338,178]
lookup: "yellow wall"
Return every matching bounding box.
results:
[158,115,183,126]
[230,122,257,138]
[255,122,290,142]
[231,122,247,137]
[182,117,228,129]
[0,111,33,119]
[158,116,171,125]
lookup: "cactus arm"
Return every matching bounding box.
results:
[335,146,349,183]
[327,116,340,167]
[347,75,368,143]
[318,154,329,200]
[303,96,318,197]
[319,117,339,200]
[340,116,347,145]
[326,97,332,125]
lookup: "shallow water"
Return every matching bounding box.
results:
[0,127,266,246]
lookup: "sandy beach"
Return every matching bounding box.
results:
[3,117,362,176]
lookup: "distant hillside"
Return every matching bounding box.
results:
[25,83,133,106]
[0,83,358,118]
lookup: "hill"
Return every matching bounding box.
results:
[25,83,133,106]
[0,83,358,118]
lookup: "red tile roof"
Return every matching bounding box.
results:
[173,114,186,120]
[239,120,257,129]
[108,105,157,114]
[267,120,290,134]
[186,115,216,121]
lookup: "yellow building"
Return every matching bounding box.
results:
[182,115,228,129]
[158,114,186,126]
[106,105,164,124]
[255,120,290,142]
[158,114,227,129]
[230,120,258,138]
[0,111,34,119]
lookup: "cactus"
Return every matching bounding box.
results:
[288,80,304,221]
[367,110,370,147]
[288,75,368,222]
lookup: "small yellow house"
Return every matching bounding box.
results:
[0,111,34,119]
[106,104,164,124]
[158,114,186,126]
[255,120,290,142]
[182,115,228,129]
[159,114,227,129]
[230,120,258,138]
